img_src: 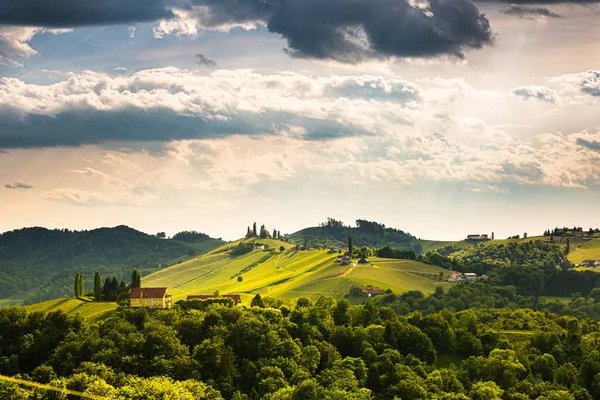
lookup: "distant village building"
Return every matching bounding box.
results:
[187,294,242,305]
[447,273,465,282]
[130,287,172,309]
[255,243,265,250]
[362,285,385,298]
[330,246,341,253]
[581,260,600,267]
[467,234,489,241]
[447,273,481,283]
[338,256,351,265]
[463,272,478,282]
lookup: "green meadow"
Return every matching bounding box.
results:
[143,239,453,304]
[569,238,600,266]
[24,298,117,322]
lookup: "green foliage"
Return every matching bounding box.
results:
[0,225,213,302]
[131,268,141,289]
[231,242,255,256]
[293,218,420,250]
[3,292,600,400]
[172,230,210,242]
[93,271,102,302]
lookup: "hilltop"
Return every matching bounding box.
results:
[143,237,451,304]
[0,226,224,305]
[291,218,423,252]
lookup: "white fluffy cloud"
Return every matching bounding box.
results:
[512,70,600,105]
[0,26,71,66]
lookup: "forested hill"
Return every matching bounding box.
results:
[0,226,223,304]
[292,218,422,252]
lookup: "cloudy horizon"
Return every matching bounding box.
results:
[1,0,599,241]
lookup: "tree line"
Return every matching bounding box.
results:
[3,292,600,399]
[73,268,142,303]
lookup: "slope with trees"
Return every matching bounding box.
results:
[0,226,223,305]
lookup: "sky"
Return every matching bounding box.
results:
[0,0,599,241]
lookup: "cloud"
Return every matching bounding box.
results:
[0,0,497,64]
[577,138,600,151]
[0,26,72,66]
[500,5,561,18]
[0,0,173,28]
[0,68,425,148]
[511,85,559,103]
[196,53,216,67]
[43,188,107,206]
[155,0,494,61]
[5,182,33,189]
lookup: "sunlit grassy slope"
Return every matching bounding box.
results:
[24,298,117,322]
[569,238,600,266]
[143,239,453,304]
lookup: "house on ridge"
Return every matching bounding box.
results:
[130,287,172,309]
[581,260,600,267]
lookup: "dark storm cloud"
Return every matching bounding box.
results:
[0,0,494,61]
[196,54,217,67]
[0,108,367,149]
[577,138,600,151]
[501,5,561,18]
[185,0,494,61]
[0,0,173,27]
[5,182,33,189]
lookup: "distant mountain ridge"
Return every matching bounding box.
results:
[291,218,422,252]
[0,225,223,305]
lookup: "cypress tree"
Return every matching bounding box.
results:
[74,273,83,298]
[348,236,354,258]
[252,222,257,237]
[273,228,277,239]
[94,271,103,302]
[131,269,141,289]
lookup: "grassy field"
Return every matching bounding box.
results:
[23,298,117,322]
[143,239,453,304]
[568,238,600,265]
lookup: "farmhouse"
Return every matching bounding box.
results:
[581,260,600,267]
[130,287,172,309]
[339,256,351,265]
[467,234,489,241]
[447,273,465,282]
[447,273,480,282]
[362,285,385,297]
[329,246,341,253]
[187,294,242,305]
[255,243,265,250]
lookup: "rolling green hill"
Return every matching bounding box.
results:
[569,238,600,266]
[143,238,452,304]
[291,218,422,251]
[23,298,117,322]
[0,226,224,305]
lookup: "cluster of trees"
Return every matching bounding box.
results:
[4,293,600,399]
[544,227,600,237]
[375,246,417,260]
[75,269,140,303]
[172,231,210,242]
[232,242,256,256]
[245,223,283,240]
[299,218,420,251]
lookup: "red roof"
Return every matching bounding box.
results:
[130,287,168,299]
[362,285,385,295]
[187,294,242,305]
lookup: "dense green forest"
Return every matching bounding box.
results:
[3,289,600,399]
[292,218,422,252]
[0,226,220,304]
